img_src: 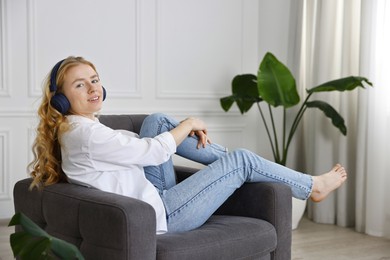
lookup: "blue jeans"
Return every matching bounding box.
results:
[140,113,313,233]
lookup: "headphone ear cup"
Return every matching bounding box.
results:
[50,93,71,114]
[102,86,107,101]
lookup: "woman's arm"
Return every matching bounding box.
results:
[169,117,211,148]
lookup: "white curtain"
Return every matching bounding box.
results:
[294,0,390,238]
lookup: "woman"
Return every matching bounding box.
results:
[30,56,347,234]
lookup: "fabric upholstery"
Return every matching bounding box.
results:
[157,215,276,260]
[13,114,292,260]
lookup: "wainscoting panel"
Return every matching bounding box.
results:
[0,115,36,219]
[156,0,244,99]
[0,129,10,201]
[0,0,7,97]
[26,0,140,98]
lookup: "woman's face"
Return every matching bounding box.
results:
[62,63,104,119]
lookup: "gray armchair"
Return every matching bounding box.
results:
[13,114,292,260]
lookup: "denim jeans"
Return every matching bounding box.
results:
[140,113,313,233]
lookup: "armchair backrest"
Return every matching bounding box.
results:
[98,114,148,133]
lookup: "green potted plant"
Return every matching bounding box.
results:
[8,212,84,259]
[220,52,372,229]
[220,52,372,166]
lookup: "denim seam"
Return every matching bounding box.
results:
[249,167,311,199]
[167,168,240,218]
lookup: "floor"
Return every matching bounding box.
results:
[1,217,390,260]
[292,217,390,260]
[0,219,13,260]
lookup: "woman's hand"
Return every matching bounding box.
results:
[183,117,211,148]
[169,117,211,148]
[190,130,211,149]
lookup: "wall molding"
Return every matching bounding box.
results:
[0,108,242,118]
[26,0,38,97]
[100,108,242,118]
[103,0,142,98]
[0,110,35,117]
[0,0,8,97]
[0,130,10,200]
[207,125,246,135]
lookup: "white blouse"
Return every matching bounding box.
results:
[60,115,177,234]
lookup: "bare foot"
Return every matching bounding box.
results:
[310,164,347,202]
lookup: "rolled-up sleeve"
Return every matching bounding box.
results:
[88,123,177,169]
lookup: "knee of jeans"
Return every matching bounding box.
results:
[230,148,262,169]
[232,148,250,155]
[142,113,167,128]
[145,113,166,122]
[231,148,253,161]
[140,113,166,137]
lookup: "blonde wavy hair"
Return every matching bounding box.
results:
[29,56,98,189]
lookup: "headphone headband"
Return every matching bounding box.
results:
[49,59,65,92]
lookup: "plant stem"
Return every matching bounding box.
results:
[285,93,312,157]
[281,108,287,165]
[257,102,277,161]
[268,104,280,163]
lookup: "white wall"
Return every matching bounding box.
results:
[0,0,294,219]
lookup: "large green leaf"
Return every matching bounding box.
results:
[9,213,84,260]
[51,237,84,260]
[220,96,235,112]
[257,52,299,108]
[10,232,51,259]
[9,212,49,237]
[306,100,347,135]
[307,76,372,93]
[220,74,260,114]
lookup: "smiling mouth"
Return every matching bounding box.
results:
[88,96,99,102]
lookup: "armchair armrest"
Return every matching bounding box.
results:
[214,182,292,260]
[13,179,158,260]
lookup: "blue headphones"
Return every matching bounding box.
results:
[49,59,107,114]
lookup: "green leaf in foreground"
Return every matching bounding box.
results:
[9,212,84,260]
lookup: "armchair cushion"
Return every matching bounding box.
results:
[157,215,276,260]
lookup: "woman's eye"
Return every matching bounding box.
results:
[76,83,84,88]
[92,79,99,84]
